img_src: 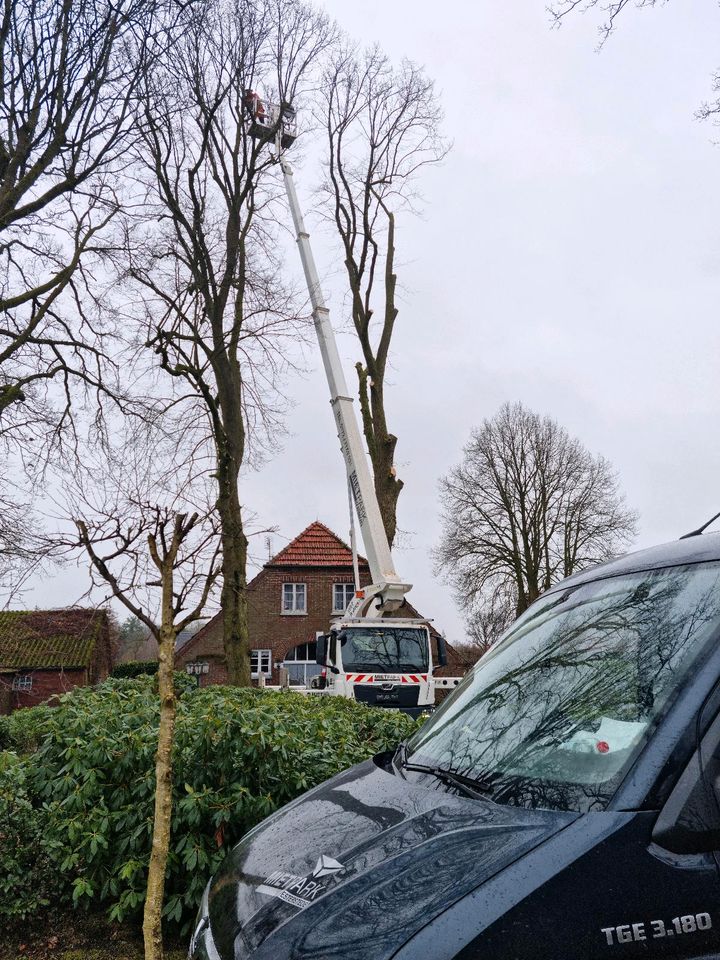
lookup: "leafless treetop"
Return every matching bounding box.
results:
[436,402,638,628]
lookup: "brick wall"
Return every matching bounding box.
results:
[3,668,88,712]
[247,564,373,674]
[0,609,123,713]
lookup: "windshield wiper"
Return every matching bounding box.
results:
[394,745,498,803]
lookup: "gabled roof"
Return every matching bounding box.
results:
[267,521,368,568]
[0,608,107,670]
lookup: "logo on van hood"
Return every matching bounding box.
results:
[256,856,345,909]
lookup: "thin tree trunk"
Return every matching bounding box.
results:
[142,608,177,959]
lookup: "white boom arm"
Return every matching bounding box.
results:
[280,157,411,616]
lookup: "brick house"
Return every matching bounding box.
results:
[0,608,113,714]
[176,521,464,688]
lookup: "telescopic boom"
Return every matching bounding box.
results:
[279,156,411,617]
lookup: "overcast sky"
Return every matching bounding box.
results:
[27,0,720,642]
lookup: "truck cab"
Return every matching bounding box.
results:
[314,618,446,717]
[190,532,720,960]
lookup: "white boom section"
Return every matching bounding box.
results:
[280,157,411,615]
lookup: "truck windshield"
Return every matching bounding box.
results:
[406,562,720,812]
[340,627,429,674]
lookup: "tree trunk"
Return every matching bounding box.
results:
[213,344,250,687]
[371,425,403,549]
[142,610,177,959]
[356,363,404,548]
[214,360,251,686]
[217,478,250,686]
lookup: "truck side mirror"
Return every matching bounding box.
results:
[316,634,328,666]
[436,635,448,668]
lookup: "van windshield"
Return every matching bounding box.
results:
[340,627,429,674]
[406,562,720,812]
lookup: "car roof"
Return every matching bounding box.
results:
[547,531,720,593]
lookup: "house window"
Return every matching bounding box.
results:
[12,674,32,691]
[333,582,356,613]
[282,582,306,614]
[251,649,272,678]
[283,642,321,687]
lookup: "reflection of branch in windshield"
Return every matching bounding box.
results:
[408,564,720,813]
[340,628,428,672]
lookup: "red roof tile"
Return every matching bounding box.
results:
[268,522,368,568]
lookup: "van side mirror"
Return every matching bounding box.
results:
[316,634,329,666]
[436,635,448,668]
[652,741,720,854]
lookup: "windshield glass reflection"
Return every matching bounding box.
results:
[407,563,720,812]
[341,627,429,673]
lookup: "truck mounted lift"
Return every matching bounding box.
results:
[244,95,452,714]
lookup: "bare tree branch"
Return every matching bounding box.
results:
[548,0,662,48]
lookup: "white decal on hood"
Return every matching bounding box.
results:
[256,856,346,909]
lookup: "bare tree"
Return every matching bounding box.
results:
[121,0,333,684]
[117,613,153,661]
[458,586,517,663]
[548,0,661,47]
[0,0,186,598]
[68,426,221,960]
[435,402,638,632]
[320,46,448,546]
[0,0,182,423]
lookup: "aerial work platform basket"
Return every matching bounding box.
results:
[243,91,297,148]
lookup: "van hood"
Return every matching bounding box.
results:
[206,755,577,960]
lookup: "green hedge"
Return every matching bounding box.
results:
[0,701,57,753]
[0,752,64,923]
[110,660,159,679]
[0,677,420,934]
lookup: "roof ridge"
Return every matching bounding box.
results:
[0,606,103,616]
[267,521,367,568]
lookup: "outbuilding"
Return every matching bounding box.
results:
[0,608,112,713]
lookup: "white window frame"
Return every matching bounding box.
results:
[281,582,307,615]
[12,673,32,691]
[251,649,272,678]
[185,661,209,676]
[332,582,356,613]
[282,642,321,687]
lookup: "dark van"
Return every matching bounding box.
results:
[190,532,720,960]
